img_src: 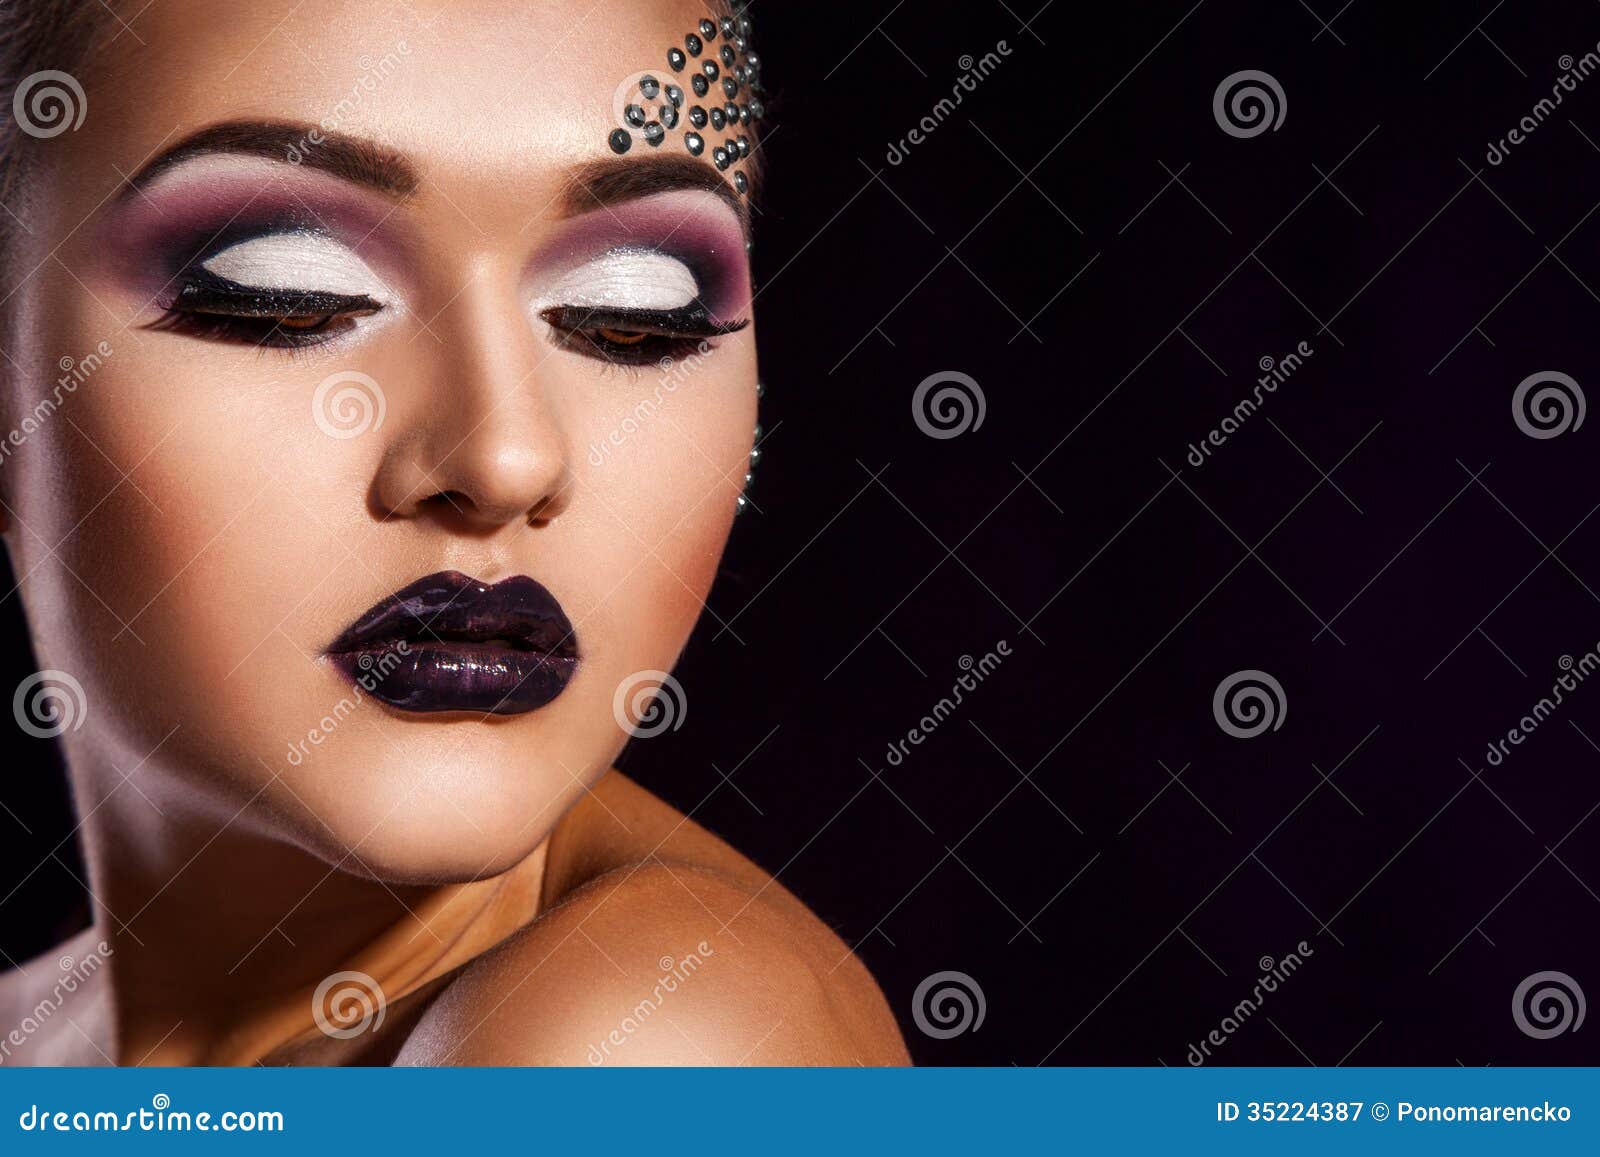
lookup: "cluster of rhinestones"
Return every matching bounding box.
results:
[606,11,766,197]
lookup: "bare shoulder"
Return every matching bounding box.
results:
[398,774,908,1066]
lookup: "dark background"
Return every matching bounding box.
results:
[6,0,1600,1065]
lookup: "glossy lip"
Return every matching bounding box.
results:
[325,571,579,715]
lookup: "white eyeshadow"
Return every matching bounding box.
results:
[544,249,698,311]
[200,233,386,297]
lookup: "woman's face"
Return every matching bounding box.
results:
[0,0,757,880]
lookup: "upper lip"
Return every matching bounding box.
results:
[326,570,578,658]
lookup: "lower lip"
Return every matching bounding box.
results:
[329,642,578,715]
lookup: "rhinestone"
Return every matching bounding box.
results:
[624,103,646,127]
[689,105,708,128]
[643,121,665,147]
[607,128,632,154]
[685,32,702,56]
[667,47,686,71]
[639,75,660,99]
[684,131,704,156]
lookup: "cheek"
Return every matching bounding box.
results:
[569,351,755,659]
[11,347,365,721]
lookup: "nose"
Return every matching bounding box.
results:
[372,277,571,530]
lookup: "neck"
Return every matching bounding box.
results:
[74,770,547,1066]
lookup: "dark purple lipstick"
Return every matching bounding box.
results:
[326,571,578,715]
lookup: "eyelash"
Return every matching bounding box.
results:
[539,304,749,367]
[151,271,380,351]
[151,270,749,364]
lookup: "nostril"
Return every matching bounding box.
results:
[422,489,475,518]
[527,495,558,527]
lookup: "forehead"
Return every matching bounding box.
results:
[82,0,731,187]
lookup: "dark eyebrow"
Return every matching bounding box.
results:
[122,121,750,233]
[123,120,419,198]
[564,156,750,235]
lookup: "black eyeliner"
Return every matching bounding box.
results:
[539,302,748,337]
[170,267,380,318]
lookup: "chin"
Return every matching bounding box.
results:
[253,714,620,884]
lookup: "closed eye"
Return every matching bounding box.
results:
[539,303,748,365]
[147,230,389,350]
[151,270,383,349]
